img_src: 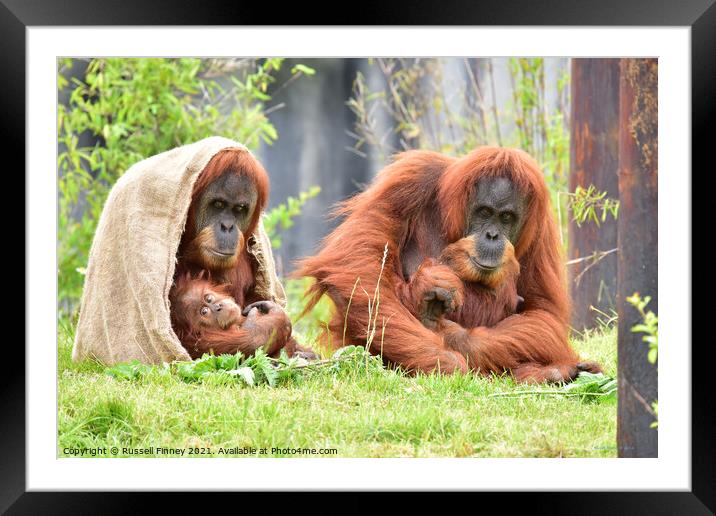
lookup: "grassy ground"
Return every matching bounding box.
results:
[58,315,617,458]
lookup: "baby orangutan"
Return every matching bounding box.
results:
[170,275,295,360]
[404,236,524,339]
[431,237,525,360]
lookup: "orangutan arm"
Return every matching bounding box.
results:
[395,258,464,330]
[187,302,292,359]
[437,306,600,383]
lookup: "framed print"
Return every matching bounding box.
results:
[8,0,712,512]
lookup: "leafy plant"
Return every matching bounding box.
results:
[173,352,249,384]
[626,293,658,364]
[241,348,279,387]
[626,292,658,429]
[650,401,658,429]
[290,64,316,77]
[104,345,386,388]
[104,360,157,381]
[490,371,617,404]
[58,58,314,315]
[558,184,620,253]
[263,186,321,249]
[563,185,620,228]
[561,372,617,403]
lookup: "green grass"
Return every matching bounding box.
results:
[58,315,617,458]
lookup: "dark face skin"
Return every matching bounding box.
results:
[195,172,258,258]
[466,177,527,270]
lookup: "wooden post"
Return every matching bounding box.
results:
[617,58,658,458]
[568,59,621,330]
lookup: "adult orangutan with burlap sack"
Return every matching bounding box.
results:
[73,136,313,365]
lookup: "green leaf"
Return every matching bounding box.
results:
[227,367,255,386]
[105,360,153,380]
[291,64,316,76]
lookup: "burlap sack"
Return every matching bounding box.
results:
[72,136,286,365]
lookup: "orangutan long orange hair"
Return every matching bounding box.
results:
[170,273,292,359]
[176,148,269,306]
[171,148,295,359]
[296,147,600,383]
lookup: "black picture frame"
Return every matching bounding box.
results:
[8,0,711,512]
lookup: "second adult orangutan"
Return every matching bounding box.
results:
[297,147,600,383]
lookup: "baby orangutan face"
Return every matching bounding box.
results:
[174,279,243,331]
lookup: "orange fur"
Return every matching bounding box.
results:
[395,258,464,327]
[170,274,292,359]
[439,237,519,289]
[176,148,268,304]
[296,147,600,382]
[172,149,317,360]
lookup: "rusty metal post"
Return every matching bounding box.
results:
[617,58,658,458]
[568,59,621,330]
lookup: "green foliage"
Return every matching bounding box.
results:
[104,345,386,389]
[650,401,658,429]
[565,185,620,227]
[104,360,156,381]
[106,349,268,387]
[562,372,618,403]
[625,292,658,429]
[173,352,248,384]
[290,64,316,76]
[490,371,617,404]
[626,293,658,364]
[58,58,313,314]
[242,349,280,386]
[263,186,321,248]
